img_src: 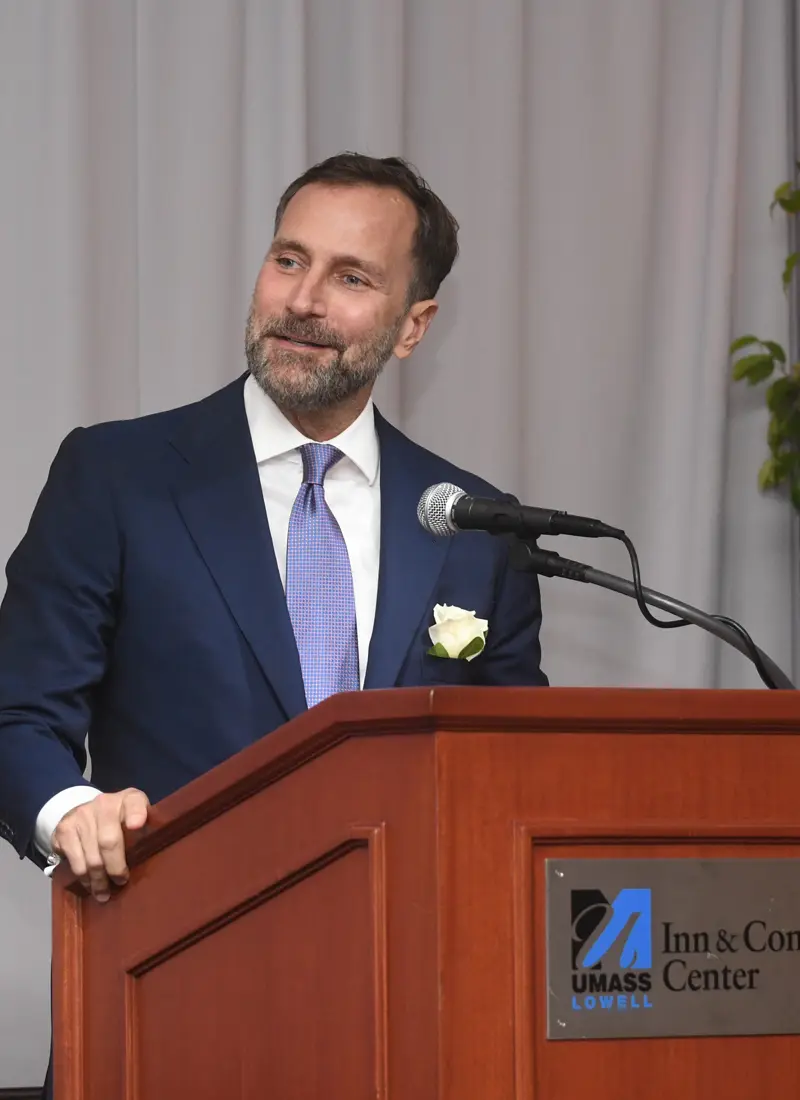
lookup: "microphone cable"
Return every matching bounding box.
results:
[617,533,779,690]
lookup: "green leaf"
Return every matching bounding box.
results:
[729,334,761,354]
[763,340,787,363]
[732,353,775,384]
[788,409,800,437]
[771,181,793,214]
[766,376,796,414]
[775,451,799,480]
[777,193,800,214]
[758,457,780,492]
[750,361,778,384]
[782,418,800,456]
[760,451,800,491]
[768,413,785,452]
[457,634,486,661]
[427,643,450,659]
[783,253,800,292]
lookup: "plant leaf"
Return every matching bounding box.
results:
[729,334,761,354]
[750,361,777,384]
[783,253,800,292]
[763,340,787,363]
[775,451,800,479]
[785,411,800,444]
[777,193,800,214]
[732,353,775,384]
[771,181,793,214]
[427,643,450,659]
[766,376,796,414]
[767,413,785,452]
[457,635,486,661]
[758,457,780,492]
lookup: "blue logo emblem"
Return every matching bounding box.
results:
[580,888,652,969]
[570,887,654,1012]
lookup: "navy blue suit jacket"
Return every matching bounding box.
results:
[0,374,546,865]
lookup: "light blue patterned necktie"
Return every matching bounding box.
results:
[286,443,360,708]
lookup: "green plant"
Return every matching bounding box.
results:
[729,176,800,512]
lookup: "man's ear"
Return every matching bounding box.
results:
[393,300,438,360]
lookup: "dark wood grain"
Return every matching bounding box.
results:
[51,688,800,1098]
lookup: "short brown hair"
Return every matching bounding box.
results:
[273,152,459,303]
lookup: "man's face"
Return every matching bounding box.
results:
[246,183,429,412]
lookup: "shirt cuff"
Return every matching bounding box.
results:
[35,786,102,872]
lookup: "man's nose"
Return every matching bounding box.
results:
[286,271,327,318]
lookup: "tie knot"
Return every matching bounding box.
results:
[299,443,343,485]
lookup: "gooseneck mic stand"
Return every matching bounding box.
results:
[509,540,795,691]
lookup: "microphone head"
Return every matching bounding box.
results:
[417,482,465,537]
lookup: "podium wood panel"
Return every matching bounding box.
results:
[437,724,800,1099]
[52,687,800,1099]
[59,733,440,1100]
[133,842,376,1098]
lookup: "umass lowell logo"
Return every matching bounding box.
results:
[571,888,654,1013]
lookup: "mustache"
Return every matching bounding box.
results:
[255,315,347,353]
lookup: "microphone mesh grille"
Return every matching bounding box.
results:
[417,482,464,537]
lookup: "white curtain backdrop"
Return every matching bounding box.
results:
[0,0,796,1086]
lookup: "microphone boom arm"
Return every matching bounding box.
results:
[509,541,795,690]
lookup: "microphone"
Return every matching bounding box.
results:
[417,482,624,540]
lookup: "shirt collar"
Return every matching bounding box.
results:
[243,372,379,485]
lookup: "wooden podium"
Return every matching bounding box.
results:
[52,687,800,1099]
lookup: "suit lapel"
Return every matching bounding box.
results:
[168,377,307,721]
[364,414,452,689]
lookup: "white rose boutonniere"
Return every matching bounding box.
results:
[427,604,489,661]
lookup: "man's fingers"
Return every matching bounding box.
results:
[50,788,149,900]
[75,817,112,902]
[54,812,111,902]
[94,801,131,885]
[52,821,89,885]
[121,789,150,831]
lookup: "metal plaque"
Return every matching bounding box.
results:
[546,858,800,1040]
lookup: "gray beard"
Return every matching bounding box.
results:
[245,309,400,412]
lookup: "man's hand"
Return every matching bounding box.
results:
[51,788,150,902]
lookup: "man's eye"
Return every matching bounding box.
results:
[275,256,299,269]
[342,273,366,288]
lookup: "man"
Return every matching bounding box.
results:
[0,152,546,901]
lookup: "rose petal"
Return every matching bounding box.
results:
[436,604,477,624]
[440,627,463,655]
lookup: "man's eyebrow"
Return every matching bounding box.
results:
[270,238,387,284]
[270,237,310,258]
[334,254,388,283]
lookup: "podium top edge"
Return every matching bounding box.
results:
[100,687,794,867]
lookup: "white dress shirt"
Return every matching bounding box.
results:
[243,372,381,682]
[35,374,381,861]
